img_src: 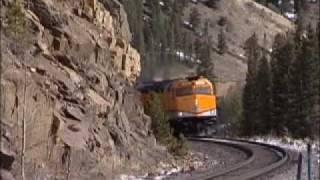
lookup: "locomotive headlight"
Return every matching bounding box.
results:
[211,109,217,116]
[178,112,183,117]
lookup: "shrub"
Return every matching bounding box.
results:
[189,7,201,30]
[6,0,26,39]
[144,93,188,156]
[219,92,242,136]
[205,0,220,9]
[167,134,188,157]
[217,28,228,54]
[144,93,171,144]
[217,16,228,26]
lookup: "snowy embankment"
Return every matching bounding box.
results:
[118,167,180,180]
[118,166,184,180]
[249,136,319,154]
[118,136,319,180]
[249,136,320,179]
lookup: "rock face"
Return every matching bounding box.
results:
[0,0,164,179]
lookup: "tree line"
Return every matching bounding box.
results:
[121,0,218,82]
[241,23,319,139]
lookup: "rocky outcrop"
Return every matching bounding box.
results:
[0,0,165,179]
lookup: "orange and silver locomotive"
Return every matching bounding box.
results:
[137,76,217,135]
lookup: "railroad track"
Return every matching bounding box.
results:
[184,137,288,180]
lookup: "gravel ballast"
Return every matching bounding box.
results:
[166,140,248,180]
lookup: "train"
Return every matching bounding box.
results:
[136,76,218,136]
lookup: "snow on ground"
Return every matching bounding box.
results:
[118,167,181,180]
[249,136,320,165]
[118,152,208,180]
[119,137,319,180]
[249,136,320,180]
[249,136,319,153]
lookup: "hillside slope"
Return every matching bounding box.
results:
[184,0,294,95]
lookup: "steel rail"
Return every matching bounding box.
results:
[184,137,288,180]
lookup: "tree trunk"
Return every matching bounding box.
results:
[21,65,27,180]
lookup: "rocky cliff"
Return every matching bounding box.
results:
[0,0,168,179]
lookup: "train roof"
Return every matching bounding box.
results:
[136,76,204,92]
[136,79,173,92]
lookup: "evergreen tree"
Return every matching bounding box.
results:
[7,0,26,39]
[169,1,184,52]
[189,7,201,29]
[270,34,293,136]
[167,22,176,62]
[149,0,161,45]
[123,0,145,55]
[196,40,214,82]
[181,31,194,65]
[288,24,319,138]
[316,22,320,135]
[280,0,290,13]
[268,0,279,6]
[145,93,171,144]
[134,0,145,55]
[256,53,272,135]
[206,0,220,9]
[196,20,215,83]
[255,0,267,6]
[294,0,301,14]
[217,28,227,54]
[144,93,188,156]
[241,33,261,136]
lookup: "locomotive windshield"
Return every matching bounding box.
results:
[194,87,212,95]
[175,86,212,96]
[176,87,193,96]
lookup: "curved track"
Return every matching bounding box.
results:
[184,138,288,180]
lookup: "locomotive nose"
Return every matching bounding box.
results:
[192,105,199,113]
[192,98,200,113]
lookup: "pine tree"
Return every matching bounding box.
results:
[196,41,214,82]
[170,1,184,52]
[189,7,201,29]
[145,93,171,144]
[196,20,215,83]
[123,0,145,55]
[241,33,261,136]
[280,0,290,13]
[294,0,301,14]
[134,0,145,55]
[7,0,26,39]
[217,28,227,54]
[150,0,161,46]
[6,1,27,179]
[206,0,220,9]
[167,23,176,62]
[256,53,272,135]
[288,25,318,138]
[268,0,279,6]
[316,21,320,136]
[181,31,194,65]
[270,34,293,136]
[255,0,267,6]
